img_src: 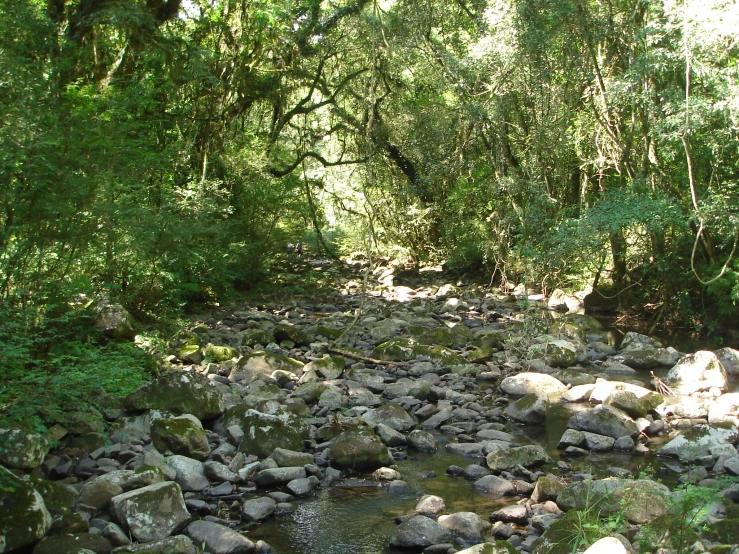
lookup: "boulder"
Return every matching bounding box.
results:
[556,478,670,523]
[473,475,516,495]
[603,390,663,419]
[166,456,209,491]
[0,428,50,469]
[658,424,739,463]
[531,475,567,503]
[567,405,638,439]
[407,430,438,453]
[186,520,255,554]
[384,379,431,400]
[389,515,452,549]
[708,393,739,426]
[241,352,304,376]
[204,345,238,362]
[94,298,137,340]
[666,351,728,395]
[241,497,277,522]
[151,415,210,461]
[499,373,567,398]
[415,495,446,517]
[272,323,313,346]
[0,466,52,552]
[375,423,407,446]
[110,481,190,542]
[620,332,661,351]
[255,467,307,487]
[372,338,428,362]
[231,409,306,458]
[240,329,276,348]
[361,402,415,432]
[486,444,551,471]
[111,534,196,554]
[304,356,345,380]
[529,339,578,367]
[505,393,549,424]
[588,379,655,404]
[583,537,630,554]
[548,289,583,312]
[328,426,393,470]
[437,512,486,544]
[33,533,112,554]
[715,347,739,376]
[271,448,314,467]
[286,475,320,497]
[124,372,226,421]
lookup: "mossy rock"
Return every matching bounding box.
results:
[0,428,50,470]
[178,344,203,364]
[314,326,343,340]
[468,348,495,363]
[305,356,345,379]
[0,466,52,552]
[272,324,313,346]
[486,444,551,471]
[123,372,226,421]
[549,321,586,343]
[151,416,210,461]
[204,345,238,362]
[170,329,201,349]
[372,338,429,362]
[416,327,462,348]
[529,339,578,368]
[29,476,78,519]
[214,407,308,458]
[550,369,595,386]
[241,329,276,348]
[328,426,393,470]
[471,330,506,350]
[32,532,112,554]
[291,382,328,404]
[241,351,304,375]
[428,345,468,367]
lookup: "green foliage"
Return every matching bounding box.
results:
[637,482,730,554]
[0,303,153,434]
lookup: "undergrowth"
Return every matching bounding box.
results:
[0,302,154,434]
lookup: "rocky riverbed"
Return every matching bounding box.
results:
[3,263,739,554]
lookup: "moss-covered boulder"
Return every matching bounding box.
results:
[304,355,345,380]
[371,338,429,362]
[471,330,506,351]
[567,405,638,439]
[30,476,78,521]
[529,338,578,368]
[486,444,551,471]
[666,350,728,395]
[0,428,50,469]
[111,481,190,542]
[428,345,469,368]
[93,298,138,341]
[240,351,304,375]
[233,409,307,458]
[361,402,415,432]
[123,372,226,421]
[203,345,238,362]
[604,390,663,419]
[177,344,203,364]
[328,426,393,470]
[151,415,211,461]
[658,424,739,463]
[241,328,276,348]
[467,348,495,363]
[0,466,52,552]
[291,382,328,404]
[32,532,112,554]
[504,393,550,424]
[384,379,431,400]
[416,326,462,348]
[556,478,670,523]
[272,324,313,346]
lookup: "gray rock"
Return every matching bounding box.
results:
[415,494,445,517]
[666,351,728,395]
[94,299,138,340]
[708,393,739,426]
[582,431,615,452]
[384,379,431,400]
[475,429,517,443]
[0,428,50,470]
[124,372,226,421]
[151,415,211,461]
[186,520,255,553]
[437,511,486,543]
[499,373,567,398]
[557,428,585,448]
[531,475,567,503]
[77,475,124,514]
[473,475,516,495]
[505,393,549,424]
[485,444,551,471]
[658,424,739,463]
[561,384,595,403]
[715,347,739,376]
[567,405,638,439]
[110,481,190,542]
[241,497,277,521]
[620,332,661,351]
[0,466,52,552]
[490,504,528,524]
[374,423,407,446]
[328,426,393,470]
[204,461,242,483]
[286,476,320,497]
[271,448,314,467]
[255,467,307,487]
[361,402,415,432]
[407,429,437,453]
[111,535,196,554]
[422,407,454,429]
[557,478,670,523]
[388,515,452,548]
[167,455,210,491]
[463,464,490,479]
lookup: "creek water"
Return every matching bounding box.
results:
[247,319,732,552]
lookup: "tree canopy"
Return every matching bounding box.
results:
[1,0,738,330]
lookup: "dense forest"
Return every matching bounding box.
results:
[1,0,738,326]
